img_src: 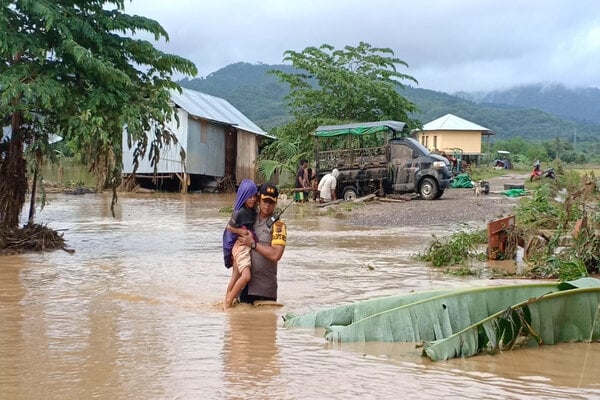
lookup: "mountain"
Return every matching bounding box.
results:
[399,86,592,143]
[456,83,600,125]
[178,62,294,130]
[179,62,600,145]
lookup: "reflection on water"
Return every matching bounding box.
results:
[40,159,96,188]
[0,192,599,399]
[222,308,280,398]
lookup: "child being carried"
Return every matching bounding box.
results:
[222,179,258,309]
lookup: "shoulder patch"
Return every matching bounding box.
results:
[273,220,284,233]
[271,220,287,246]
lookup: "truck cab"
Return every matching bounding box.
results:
[314,121,453,200]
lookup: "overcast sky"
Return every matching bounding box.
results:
[124,0,600,93]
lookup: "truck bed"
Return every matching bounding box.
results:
[316,146,388,171]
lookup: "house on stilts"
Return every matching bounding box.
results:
[122,87,273,193]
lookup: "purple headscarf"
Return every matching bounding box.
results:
[222,179,257,268]
[233,179,258,211]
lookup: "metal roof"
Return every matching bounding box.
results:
[170,88,272,138]
[421,113,494,135]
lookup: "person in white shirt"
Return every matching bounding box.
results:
[317,169,339,202]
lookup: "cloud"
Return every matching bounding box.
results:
[123,0,600,92]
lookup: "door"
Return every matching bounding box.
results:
[390,142,418,191]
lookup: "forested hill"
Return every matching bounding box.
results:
[456,84,600,125]
[178,63,294,130]
[179,62,600,144]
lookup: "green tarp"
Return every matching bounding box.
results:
[451,173,473,188]
[314,121,406,137]
[502,188,527,197]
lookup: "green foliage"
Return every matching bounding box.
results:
[514,168,600,278]
[257,119,324,180]
[180,63,600,165]
[423,283,600,361]
[256,42,419,177]
[0,0,197,227]
[414,227,487,268]
[489,136,550,163]
[413,165,600,280]
[530,257,589,281]
[468,166,513,182]
[271,42,419,127]
[515,183,566,229]
[219,205,233,214]
[180,62,294,131]
[570,225,600,274]
[65,180,87,188]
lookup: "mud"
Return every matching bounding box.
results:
[350,174,528,228]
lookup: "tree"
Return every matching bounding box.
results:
[259,42,419,180]
[491,136,548,164]
[545,137,572,161]
[0,0,197,229]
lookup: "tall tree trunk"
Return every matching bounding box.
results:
[28,164,38,225]
[0,111,28,229]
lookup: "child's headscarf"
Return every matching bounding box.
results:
[233,179,258,211]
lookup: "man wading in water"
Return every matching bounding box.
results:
[238,183,287,305]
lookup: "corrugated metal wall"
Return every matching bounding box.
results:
[186,117,225,176]
[121,109,186,174]
[122,109,265,183]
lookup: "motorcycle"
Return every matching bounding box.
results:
[530,161,556,181]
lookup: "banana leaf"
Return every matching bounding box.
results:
[322,278,599,343]
[284,280,586,328]
[283,288,454,328]
[423,285,600,361]
[323,283,562,342]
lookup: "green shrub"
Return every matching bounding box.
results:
[414,228,487,268]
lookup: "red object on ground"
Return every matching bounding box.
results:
[487,215,515,260]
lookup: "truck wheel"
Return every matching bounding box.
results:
[419,177,438,200]
[343,187,357,201]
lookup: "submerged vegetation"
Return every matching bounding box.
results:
[414,226,487,270]
[416,168,600,280]
[284,278,600,361]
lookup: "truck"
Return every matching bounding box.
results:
[314,121,453,200]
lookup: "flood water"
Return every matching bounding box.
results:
[1,192,599,399]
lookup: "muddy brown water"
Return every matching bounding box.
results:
[1,192,599,399]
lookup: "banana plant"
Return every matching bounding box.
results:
[284,278,600,352]
[423,284,600,361]
[323,282,569,343]
[283,288,455,328]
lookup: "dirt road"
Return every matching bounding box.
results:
[349,173,530,228]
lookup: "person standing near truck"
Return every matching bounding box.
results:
[307,167,318,201]
[294,159,309,202]
[317,169,339,202]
